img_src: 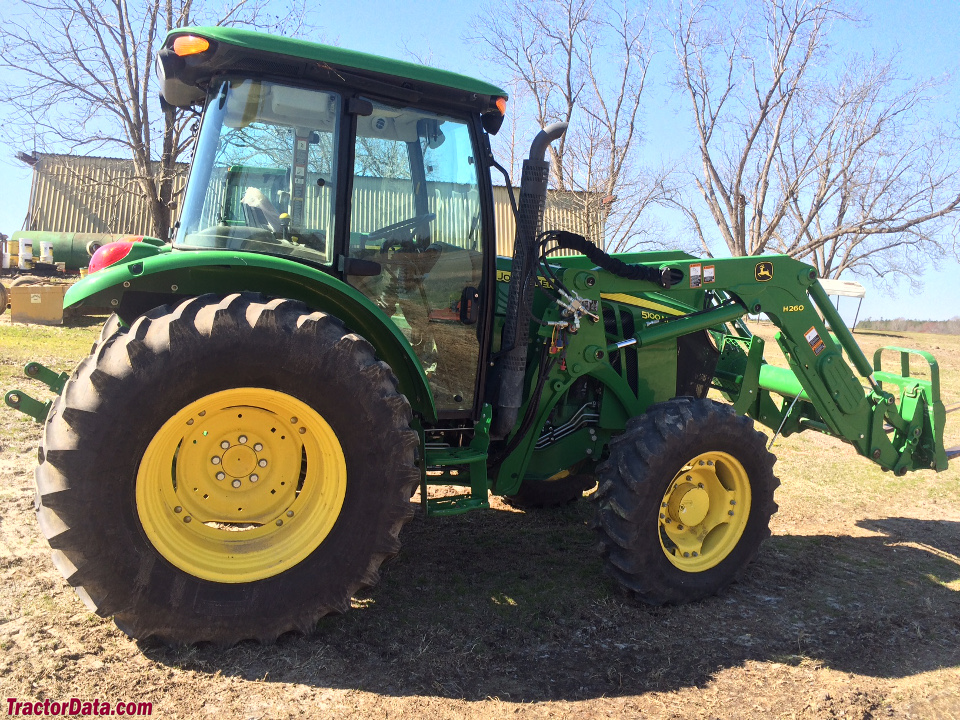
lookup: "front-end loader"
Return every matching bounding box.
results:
[6,27,955,644]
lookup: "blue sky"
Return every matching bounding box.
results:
[0,0,957,322]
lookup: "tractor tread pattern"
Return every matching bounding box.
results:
[593,397,779,605]
[34,293,419,645]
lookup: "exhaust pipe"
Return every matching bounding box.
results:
[491,122,568,440]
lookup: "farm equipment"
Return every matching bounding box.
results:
[5,27,956,645]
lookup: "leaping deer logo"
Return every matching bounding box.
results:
[755,262,774,282]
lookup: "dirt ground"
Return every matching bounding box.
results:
[1,318,958,719]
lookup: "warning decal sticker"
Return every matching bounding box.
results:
[689,263,702,288]
[704,265,715,284]
[805,326,826,356]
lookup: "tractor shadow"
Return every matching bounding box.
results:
[141,505,960,702]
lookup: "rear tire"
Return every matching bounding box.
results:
[35,293,419,644]
[594,397,778,604]
[89,313,124,353]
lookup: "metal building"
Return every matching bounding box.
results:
[23,154,187,236]
[23,153,601,252]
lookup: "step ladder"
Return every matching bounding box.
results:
[421,405,492,517]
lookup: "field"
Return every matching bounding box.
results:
[1,315,958,719]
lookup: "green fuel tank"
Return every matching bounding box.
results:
[9,232,128,271]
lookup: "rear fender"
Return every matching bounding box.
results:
[66,249,437,422]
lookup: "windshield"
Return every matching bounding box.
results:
[176,78,341,265]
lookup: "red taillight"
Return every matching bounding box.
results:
[88,242,135,274]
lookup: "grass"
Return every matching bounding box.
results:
[0,312,958,718]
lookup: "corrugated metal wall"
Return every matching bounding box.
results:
[26,154,602,253]
[492,186,602,256]
[26,154,187,236]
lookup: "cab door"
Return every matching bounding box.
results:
[343,100,487,415]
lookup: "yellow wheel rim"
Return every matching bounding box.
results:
[136,388,346,583]
[658,451,751,572]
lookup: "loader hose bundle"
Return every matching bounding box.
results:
[539,230,682,289]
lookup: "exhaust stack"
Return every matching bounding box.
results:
[491,122,568,440]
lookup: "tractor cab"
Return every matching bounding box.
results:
[164,34,507,414]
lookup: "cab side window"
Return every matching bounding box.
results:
[347,102,483,412]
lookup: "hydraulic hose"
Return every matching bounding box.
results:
[545,230,682,288]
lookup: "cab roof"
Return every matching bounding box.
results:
[161,26,508,108]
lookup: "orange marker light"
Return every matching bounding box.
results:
[495,97,507,115]
[172,35,211,57]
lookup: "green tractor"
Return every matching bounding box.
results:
[6,27,955,645]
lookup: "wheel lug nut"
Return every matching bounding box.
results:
[276,519,283,526]
[254,443,263,452]
[298,427,306,435]
[220,441,230,449]
[250,474,259,483]
[259,459,267,467]
[239,435,247,444]
[183,516,192,523]
[677,525,684,530]
[692,552,698,557]
[683,552,690,557]
[659,513,665,519]
[211,456,221,465]
[728,510,735,516]
[730,500,736,505]
[290,417,298,424]
[232,479,242,488]
[286,510,294,517]
[216,472,225,480]
[174,506,182,513]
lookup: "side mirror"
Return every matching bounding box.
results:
[481,112,504,135]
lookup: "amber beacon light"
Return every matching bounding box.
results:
[173,35,211,57]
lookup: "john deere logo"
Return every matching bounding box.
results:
[755,262,774,282]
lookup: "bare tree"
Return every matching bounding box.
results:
[472,0,674,251]
[0,0,310,239]
[669,0,960,280]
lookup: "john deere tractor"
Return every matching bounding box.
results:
[6,27,955,645]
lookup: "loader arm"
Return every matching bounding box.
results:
[492,251,951,490]
[594,254,950,473]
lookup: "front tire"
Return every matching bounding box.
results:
[35,293,419,644]
[594,398,778,604]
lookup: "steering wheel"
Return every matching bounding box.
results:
[366,213,436,249]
